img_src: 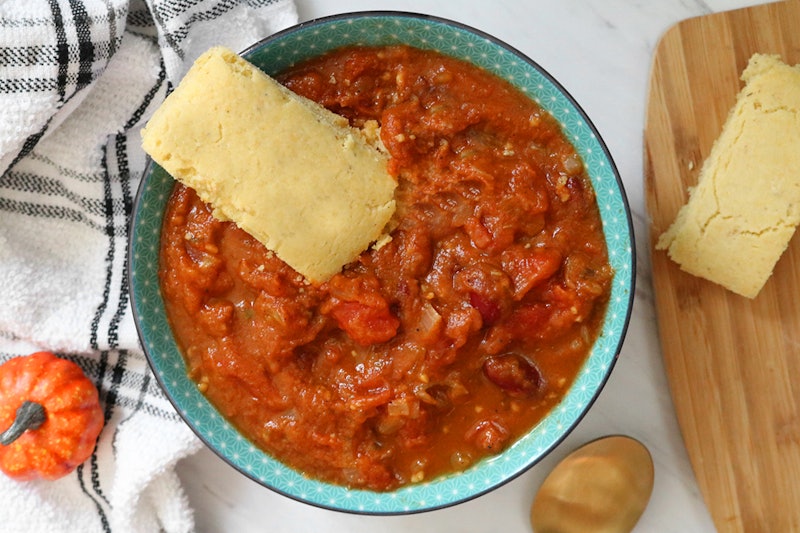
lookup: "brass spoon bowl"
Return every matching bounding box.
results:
[530,436,654,533]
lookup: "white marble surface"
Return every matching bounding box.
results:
[176,1,763,531]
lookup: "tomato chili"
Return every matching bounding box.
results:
[159,45,613,490]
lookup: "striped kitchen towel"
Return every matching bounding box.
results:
[0,1,297,532]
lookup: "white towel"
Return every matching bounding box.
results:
[0,1,298,531]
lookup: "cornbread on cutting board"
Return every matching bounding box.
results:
[656,53,800,298]
[141,46,397,284]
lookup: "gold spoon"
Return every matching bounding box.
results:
[530,435,654,533]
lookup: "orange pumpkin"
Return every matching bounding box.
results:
[0,352,104,480]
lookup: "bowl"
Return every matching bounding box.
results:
[129,11,635,514]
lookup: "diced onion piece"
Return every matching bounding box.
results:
[417,301,442,336]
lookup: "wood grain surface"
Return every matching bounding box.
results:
[644,1,800,531]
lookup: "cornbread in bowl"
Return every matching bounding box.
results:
[129,11,634,514]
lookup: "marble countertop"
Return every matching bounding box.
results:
[176,0,763,531]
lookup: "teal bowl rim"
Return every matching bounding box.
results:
[128,11,635,515]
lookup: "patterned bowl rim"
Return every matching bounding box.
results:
[128,10,636,515]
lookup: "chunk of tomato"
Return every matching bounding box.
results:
[328,300,400,346]
[501,246,562,300]
[469,292,501,325]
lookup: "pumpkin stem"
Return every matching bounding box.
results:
[0,401,46,446]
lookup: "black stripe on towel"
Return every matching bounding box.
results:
[1,121,51,178]
[101,0,120,58]
[108,134,131,347]
[0,197,126,236]
[68,0,95,90]
[48,0,69,102]
[0,77,58,92]
[2,170,109,215]
[87,137,133,515]
[87,145,117,511]
[71,347,112,531]
[89,147,117,350]
[124,62,167,129]
[76,462,112,533]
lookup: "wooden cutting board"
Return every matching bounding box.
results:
[644,1,800,531]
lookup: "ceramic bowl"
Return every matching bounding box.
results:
[129,11,635,514]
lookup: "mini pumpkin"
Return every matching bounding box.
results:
[0,351,104,480]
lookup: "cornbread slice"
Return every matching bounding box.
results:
[141,46,397,284]
[656,53,800,298]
